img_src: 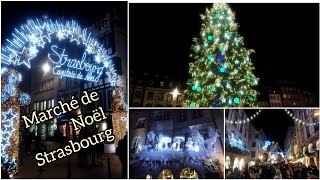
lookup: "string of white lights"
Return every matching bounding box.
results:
[226,109,262,124]
[284,109,319,126]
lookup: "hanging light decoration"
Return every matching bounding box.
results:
[226,109,262,124]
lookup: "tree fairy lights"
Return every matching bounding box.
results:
[184,3,259,107]
[1,68,30,175]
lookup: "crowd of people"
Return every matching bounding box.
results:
[226,161,319,179]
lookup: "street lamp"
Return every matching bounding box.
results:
[170,88,180,106]
[42,62,51,74]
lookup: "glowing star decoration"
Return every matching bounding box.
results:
[57,30,65,40]
[2,109,17,121]
[37,22,54,43]
[17,47,36,68]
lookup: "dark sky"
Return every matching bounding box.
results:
[245,109,294,150]
[130,3,319,93]
[1,1,127,40]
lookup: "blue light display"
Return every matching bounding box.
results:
[262,140,271,150]
[1,92,9,104]
[1,108,18,164]
[18,93,31,106]
[48,45,104,82]
[1,18,123,86]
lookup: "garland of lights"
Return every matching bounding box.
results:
[184,3,259,107]
[111,87,128,148]
[1,18,122,87]
[1,18,128,175]
[226,109,262,124]
[284,109,319,126]
[1,68,31,175]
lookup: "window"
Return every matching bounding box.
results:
[283,94,286,98]
[147,92,154,100]
[251,151,255,157]
[252,142,256,147]
[178,111,187,122]
[313,117,319,132]
[131,137,142,150]
[160,81,164,87]
[155,111,171,121]
[43,101,46,110]
[40,101,44,111]
[255,134,259,139]
[134,90,142,99]
[158,93,164,100]
[192,110,203,119]
[177,95,182,102]
[169,82,173,87]
[135,118,146,129]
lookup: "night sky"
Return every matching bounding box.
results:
[245,109,294,150]
[1,1,127,41]
[130,3,319,93]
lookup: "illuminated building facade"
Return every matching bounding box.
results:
[292,109,319,167]
[129,109,224,179]
[247,125,267,165]
[284,126,294,161]
[129,71,184,107]
[225,109,250,172]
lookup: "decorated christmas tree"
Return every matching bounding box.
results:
[184,3,259,107]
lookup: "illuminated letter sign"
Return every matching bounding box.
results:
[48,45,104,82]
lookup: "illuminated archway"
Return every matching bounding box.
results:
[1,18,128,175]
[158,169,173,179]
[180,167,198,179]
